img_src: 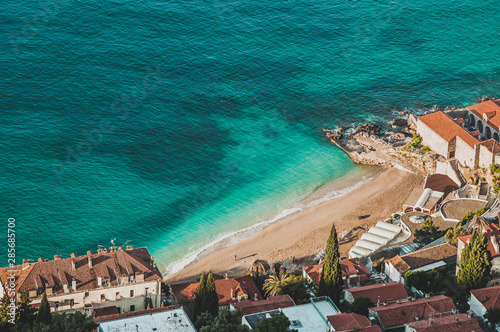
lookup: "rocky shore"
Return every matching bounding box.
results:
[323,112,443,174]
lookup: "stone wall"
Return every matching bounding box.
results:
[416,120,449,157]
[478,145,495,169]
[455,136,475,168]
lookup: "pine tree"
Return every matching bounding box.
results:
[204,271,219,317]
[457,231,492,291]
[318,223,342,303]
[193,272,207,319]
[0,294,13,329]
[36,292,52,325]
[17,291,35,326]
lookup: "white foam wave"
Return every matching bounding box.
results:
[163,170,379,277]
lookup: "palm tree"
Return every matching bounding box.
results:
[247,259,270,277]
[467,215,490,233]
[263,274,290,297]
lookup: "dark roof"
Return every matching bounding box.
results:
[370,295,456,328]
[93,305,181,323]
[94,306,119,318]
[386,243,457,274]
[232,294,295,315]
[424,174,459,193]
[345,282,408,304]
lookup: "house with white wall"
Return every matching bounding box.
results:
[0,246,162,316]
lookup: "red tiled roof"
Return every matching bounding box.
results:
[470,285,500,310]
[0,247,161,297]
[170,274,263,306]
[303,258,371,286]
[232,294,295,315]
[370,295,456,328]
[458,226,500,259]
[94,305,181,323]
[327,313,382,332]
[468,99,500,131]
[346,282,408,304]
[418,111,479,148]
[407,313,481,332]
[479,139,500,153]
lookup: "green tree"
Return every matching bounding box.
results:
[413,218,446,246]
[349,297,374,317]
[445,226,468,246]
[457,231,492,291]
[199,310,250,332]
[204,271,219,317]
[0,294,13,330]
[318,223,342,303]
[485,307,500,324]
[36,292,51,325]
[254,314,294,332]
[263,274,291,297]
[16,291,36,327]
[193,272,207,320]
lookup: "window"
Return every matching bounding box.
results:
[105,279,110,287]
[117,307,121,313]
[145,287,150,298]
[101,294,106,303]
[55,303,59,311]
[129,275,135,283]
[117,277,122,285]
[449,151,455,158]
[70,299,74,308]
[84,292,90,298]
[116,292,121,300]
[129,305,135,312]
[130,289,134,297]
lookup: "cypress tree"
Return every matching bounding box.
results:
[17,291,35,326]
[36,292,52,325]
[0,294,12,327]
[204,271,219,317]
[318,223,342,303]
[457,231,492,291]
[193,272,207,319]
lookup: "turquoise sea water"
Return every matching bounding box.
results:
[1,0,499,273]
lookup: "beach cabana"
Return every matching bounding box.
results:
[403,188,444,213]
[368,227,398,240]
[354,240,381,251]
[360,233,389,245]
[375,221,401,233]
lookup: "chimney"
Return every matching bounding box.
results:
[118,246,124,251]
[38,257,43,262]
[425,293,430,299]
[377,296,380,306]
[153,262,157,268]
[369,317,376,326]
[110,246,116,252]
[87,251,93,268]
[97,248,103,254]
[429,317,433,326]
[71,252,77,259]
[72,278,77,291]
[22,259,30,270]
[254,293,258,301]
[98,276,102,287]
[71,258,76,271]
[225,273,229,280]
[126,245,133,250]
[54,253,61,260]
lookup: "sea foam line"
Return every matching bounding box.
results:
[163,170,379,277]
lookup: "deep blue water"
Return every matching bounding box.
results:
[1,0,499,273]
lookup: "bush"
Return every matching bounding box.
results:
[491,164,500,174]
[410,134,422,147]
[485,307,500,324]
[413,218,446,247]
[348,297,374,316]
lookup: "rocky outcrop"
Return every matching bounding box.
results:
[407,114,417,130]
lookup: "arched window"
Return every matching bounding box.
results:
[478,121,484,134]
[469,114,476,128]
[494,133,499,142]
[486,127,492,139]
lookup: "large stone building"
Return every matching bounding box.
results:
[0,246,163,316]
[416,98,500,169]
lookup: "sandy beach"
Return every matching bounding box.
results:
[165,166,424,283]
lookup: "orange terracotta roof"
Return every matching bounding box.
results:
[418,111,479,148]
[232,294,295,315]
[0,247,161,297]
[327,313,382,332]
[170,274,263,306]
[468,99,500,131]
[346,282,408,304]
[370,295,456,328]
[459,227,500,259]
[408,313,481,332]
[303,258,371,286]
[470,285,500,310]
[479,139,500,153]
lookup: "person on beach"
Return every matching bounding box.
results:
[234,255,237,261]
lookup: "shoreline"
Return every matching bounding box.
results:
[162,164,382,276]
[165,166,424,283]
